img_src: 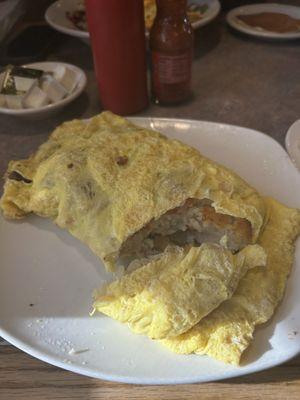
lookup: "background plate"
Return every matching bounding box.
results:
[45,0,220,44]
[226,3,300,40]
[0,118,300,384]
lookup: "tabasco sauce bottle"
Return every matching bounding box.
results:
[150,0,194,105]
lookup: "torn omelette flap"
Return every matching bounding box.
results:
[1,111,267,270]
[93,243,266,340]
[161,197,300,365]
[0,119,86,219]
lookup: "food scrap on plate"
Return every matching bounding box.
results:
[237,12,300,33]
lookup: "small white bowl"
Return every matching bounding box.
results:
[0,61,87,119]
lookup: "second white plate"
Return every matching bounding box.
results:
[227,3,300,40]
[45,0,221,44]
[0,118,300,384]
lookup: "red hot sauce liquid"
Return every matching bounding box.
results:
[150,0,194,105]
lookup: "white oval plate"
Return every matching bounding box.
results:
[227,3,300,40]
[0,118,300,384]
[0,62,86,119]
[45,0,220,44]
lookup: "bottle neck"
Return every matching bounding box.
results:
[156,0,187,18]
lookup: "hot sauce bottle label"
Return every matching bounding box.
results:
[152,50,192,85]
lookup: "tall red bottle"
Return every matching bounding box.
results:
[150,0,193,105]
[85,0,148,115]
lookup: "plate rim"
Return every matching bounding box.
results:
[0,116,299,384]
[130,116,293,163]
[226,3,300,40]
[0,322,299,385]
[285,119,300,172]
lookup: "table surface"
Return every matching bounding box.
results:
[1,10,300,400]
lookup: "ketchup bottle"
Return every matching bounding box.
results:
[150,0,194,105]
[85,0,148,115]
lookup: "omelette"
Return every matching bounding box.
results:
[1,111,299,366]
[0,111,266,271]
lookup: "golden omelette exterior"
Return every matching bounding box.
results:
[93,198,300,365]
[161,198,300,364]
[93,243,267,339]
[1,111,266,270]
